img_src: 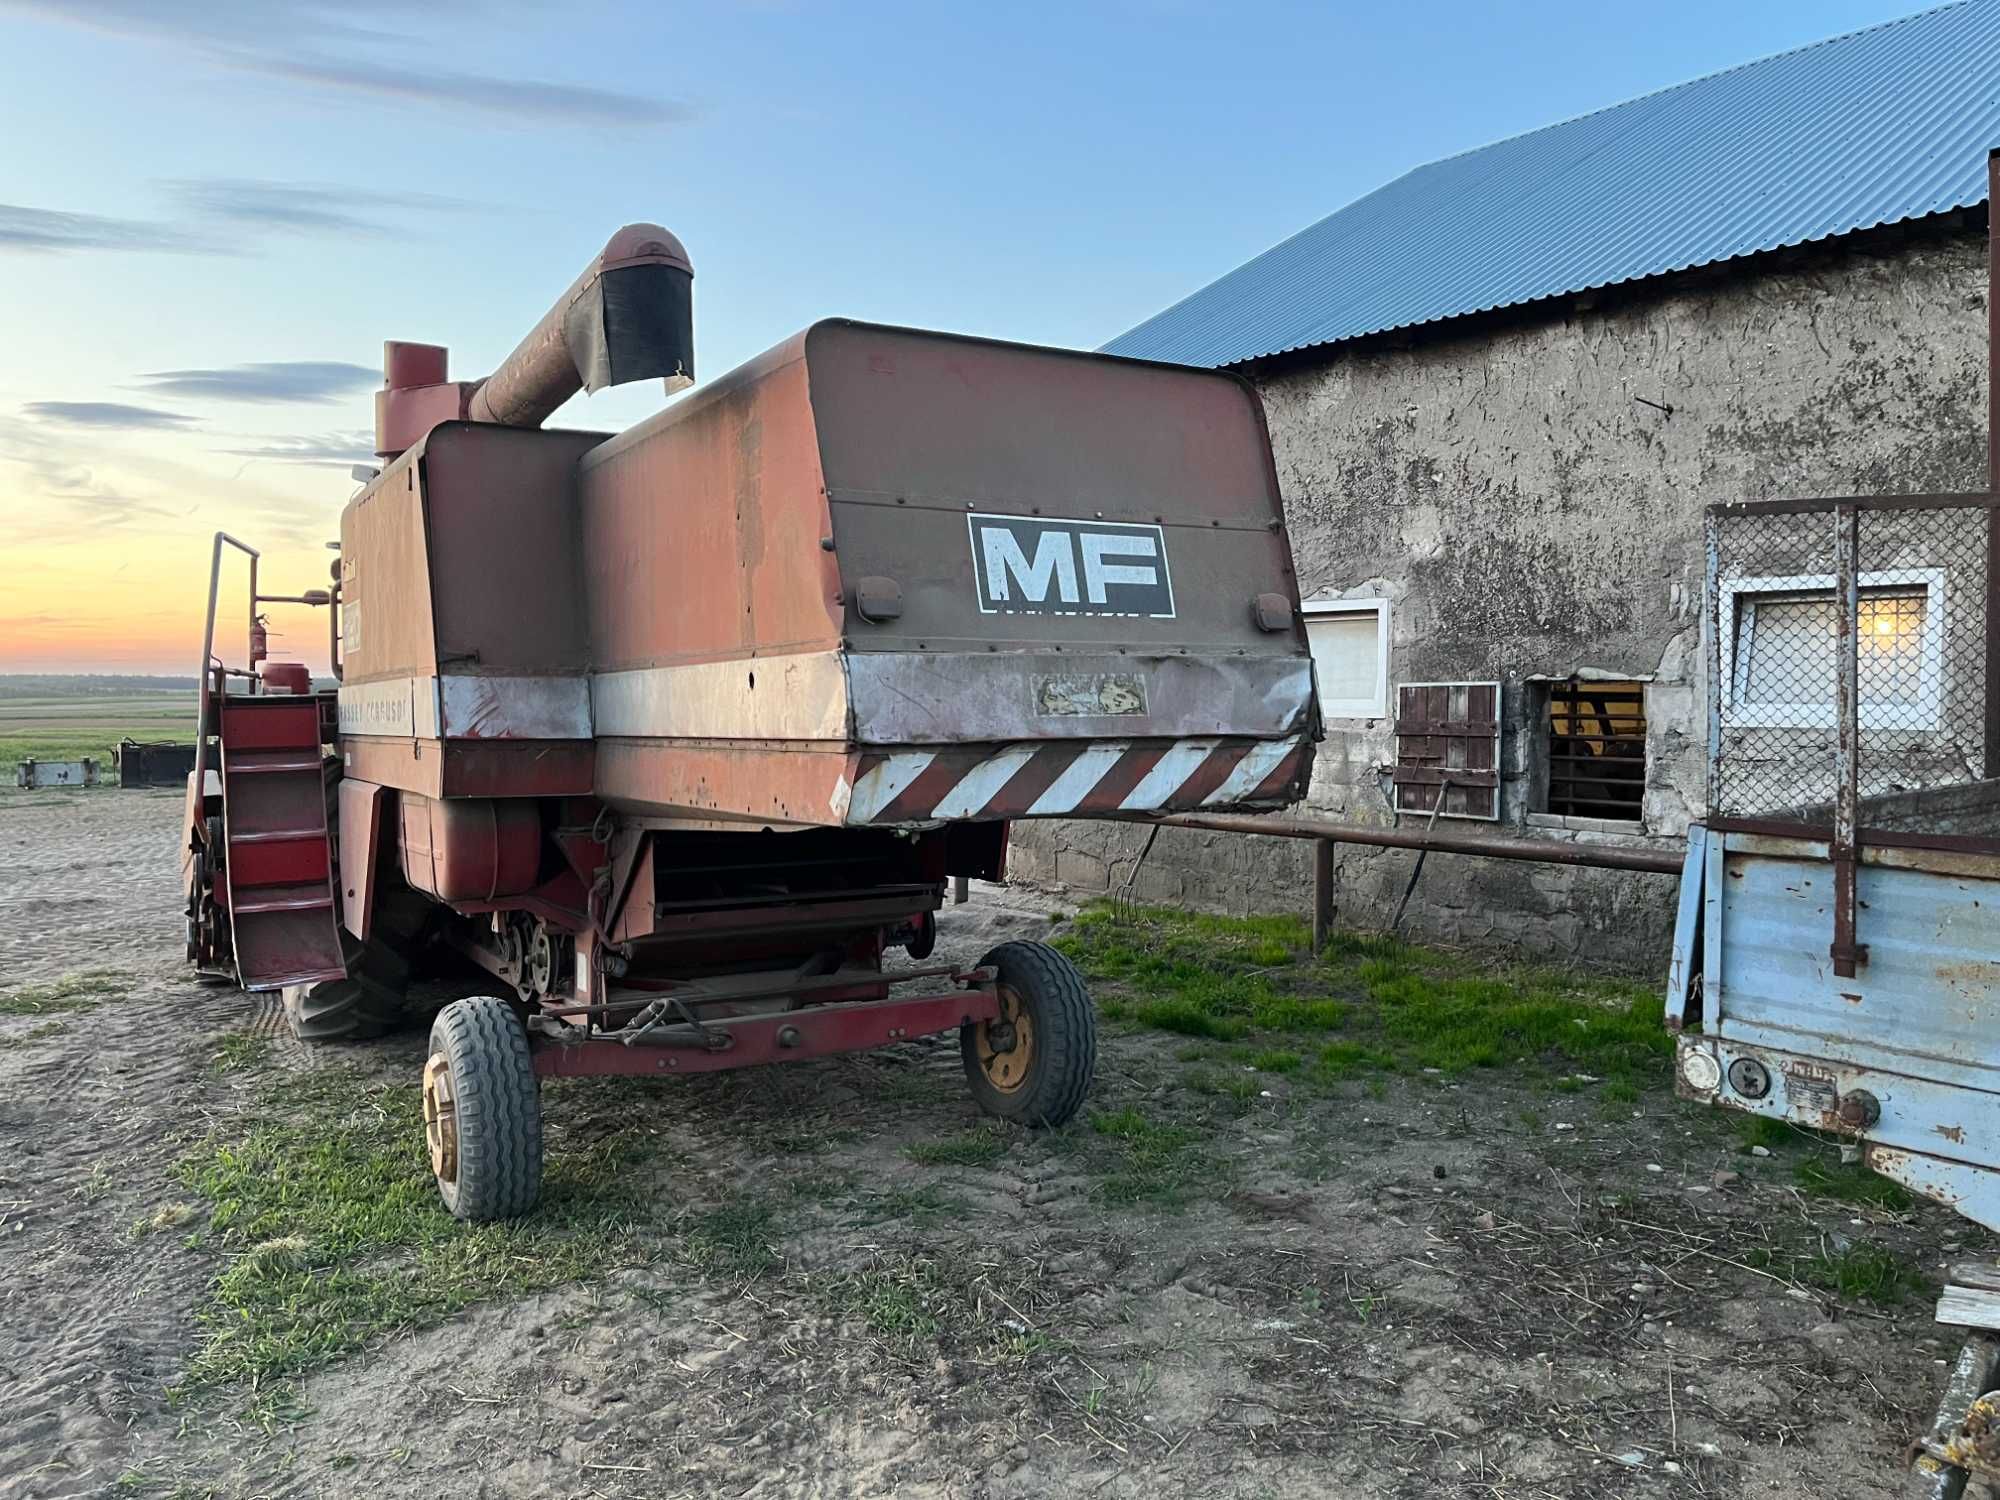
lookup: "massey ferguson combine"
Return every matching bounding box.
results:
[183,225,1318,1219]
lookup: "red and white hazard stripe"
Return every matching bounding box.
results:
[844,735,1307,826]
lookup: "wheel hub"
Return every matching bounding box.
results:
[974,986,1035,1095]
[422,1052,458,1185]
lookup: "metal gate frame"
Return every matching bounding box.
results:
[1704,492,2000,977]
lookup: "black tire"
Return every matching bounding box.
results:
[425,996,542,1222]
[961,941,1096,1126]
[281,937,410,1042]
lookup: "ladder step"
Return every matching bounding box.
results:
[233,893,335,916]
[226,755,323,775]
[228,828,327,846]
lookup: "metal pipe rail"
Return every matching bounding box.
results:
[1144,810,1685,950]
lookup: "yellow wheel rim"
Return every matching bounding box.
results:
[975,985,1036,1095]
[423,1052,458,1185]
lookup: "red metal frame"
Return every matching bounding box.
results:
[531,983,1000,1078]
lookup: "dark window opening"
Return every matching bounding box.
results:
[1543,678,1646,820]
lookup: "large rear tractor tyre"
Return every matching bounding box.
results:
[424,996,542,1222]
[280,937,410,1042]
[961,941,1096,1127]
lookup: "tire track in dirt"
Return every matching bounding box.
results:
[0,791,239,1500]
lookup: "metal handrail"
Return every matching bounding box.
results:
[190,533,260,851]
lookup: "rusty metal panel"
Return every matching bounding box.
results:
[578,332,842,675]
[803,321,1300,659]
[1393,681,1500,820]
[592,739,860,825]
[14,758,97,788]
[420,423,603,675]
[339,452,436,684]
[573,321,1315,824]
[337,777,388,941]
[1713,836,2000,1089]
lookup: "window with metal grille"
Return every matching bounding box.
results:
[1720,569,1946,731]
[1541,679,1646,821]
[1392,681,1500,820]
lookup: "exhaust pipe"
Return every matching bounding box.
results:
[374,224,693,456]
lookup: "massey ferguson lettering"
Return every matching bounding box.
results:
[968,515,1175,618]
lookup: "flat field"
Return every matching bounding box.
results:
[0,692,191,768]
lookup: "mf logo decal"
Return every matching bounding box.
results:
[967,514,1175,618]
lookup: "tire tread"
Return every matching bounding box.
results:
[430,996,542,1221]
[963,940,1096,1127]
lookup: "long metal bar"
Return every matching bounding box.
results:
[1310,838,1335,952]
[191,532,261,832]
[1706,493,2000,517]
[1149,811,1684,874]
[1831,502,1864,978]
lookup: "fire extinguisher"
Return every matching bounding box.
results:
[250,614,268,667]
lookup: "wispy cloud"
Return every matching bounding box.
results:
[3,1,692,127]
[136,362,376,405]
[236,53,693,127]
[0,203,220,255]
[23,401,198,430]
[167,178,475,236]
[218,431,376,468]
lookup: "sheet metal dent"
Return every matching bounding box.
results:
[339,675,591,740]
[845,652,1313,745]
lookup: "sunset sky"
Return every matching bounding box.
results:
[0,0,1919,675]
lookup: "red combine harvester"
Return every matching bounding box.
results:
[183,226,1318,1219]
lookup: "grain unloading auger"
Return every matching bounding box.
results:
[183,225,1319,1219]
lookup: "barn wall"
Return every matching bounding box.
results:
[1010,223,1990,970]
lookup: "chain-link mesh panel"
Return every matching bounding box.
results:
[1708,507,1840,822]
[1857,505,1988,824]
[1709,501,1994,837]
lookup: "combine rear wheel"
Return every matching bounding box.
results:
[961,941,1096,1127]
[424,996,542,1222]
[280,937,409,1042]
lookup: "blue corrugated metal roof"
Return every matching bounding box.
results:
[1105,1,2000,367]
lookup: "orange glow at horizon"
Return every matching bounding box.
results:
[1,532,336,677]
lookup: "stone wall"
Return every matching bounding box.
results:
[1012,223,1990,970]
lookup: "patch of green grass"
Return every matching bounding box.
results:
[1184,1067,1261,1103]
[174,1068,653,1393]
[208,1033,272,1075]
[1319,931,1414,965]
[1807,1244,1923,1305]
[1736,1114,1799,1152]
[1602,1079,1641,1105]
[1088,1106,1216,1206]
[1244,1048,1302,1074]
[1314,1040,1399,1081]
[0,1018,69,1048]
[1361,967,1669,1079]
[822,1264,947,1342]
[1250,996,1350,1031]
[1063,902,1671,1091]
[681,1197,776,1275]
[1794,1156,1916,1211]
[1122,997,1249,1042]
[0,968,129,1017]
[906,1125,1010,1168]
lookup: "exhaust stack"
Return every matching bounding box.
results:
[374,224,693,457]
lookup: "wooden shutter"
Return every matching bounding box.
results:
[1393,681,1501,820]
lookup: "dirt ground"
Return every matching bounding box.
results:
[0,785,1987,1499]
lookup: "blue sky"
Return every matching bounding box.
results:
[0,0,1939,670]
